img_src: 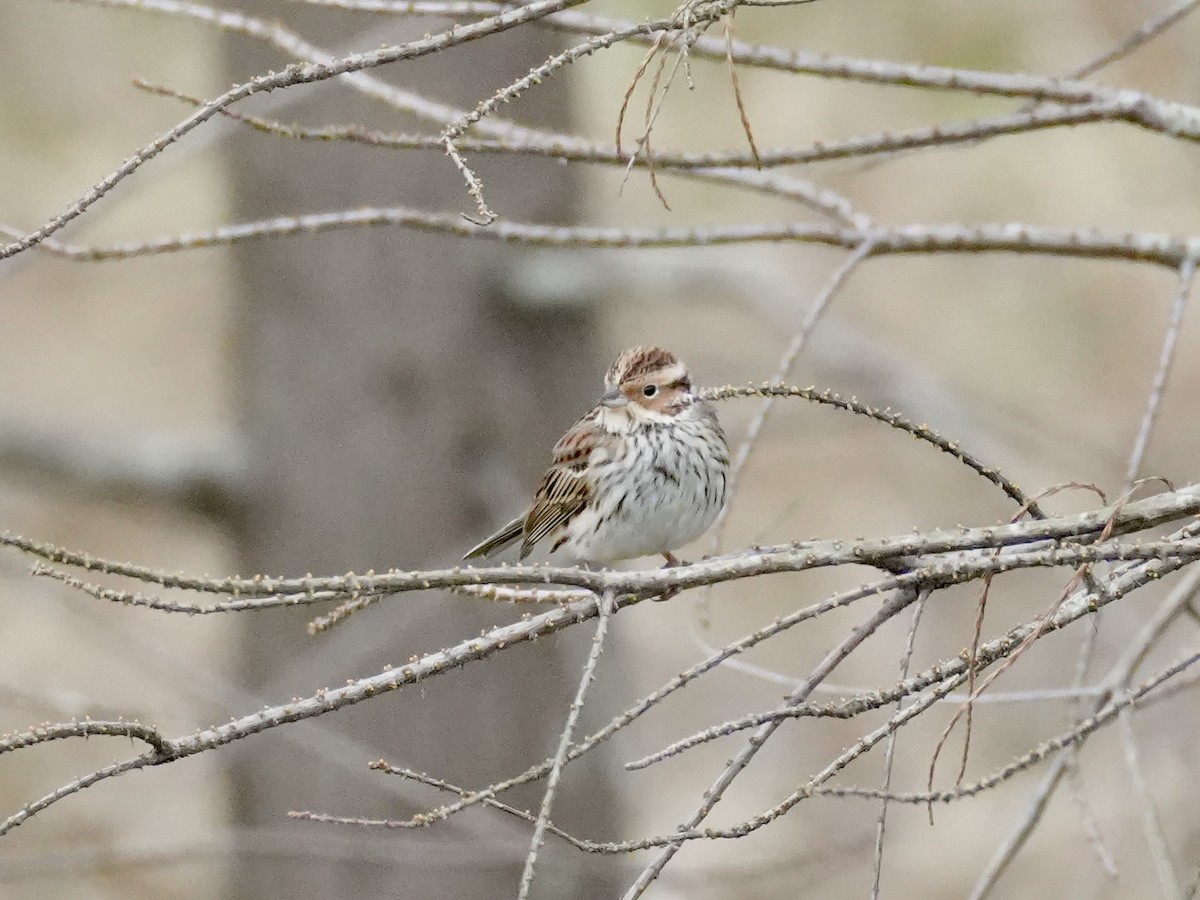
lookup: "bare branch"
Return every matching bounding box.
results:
[1124,253,1199,484]
[518,589,615,897]
[1,0,597,257]
[14,215,1191,268]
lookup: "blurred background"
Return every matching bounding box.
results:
[2,1,1200,897]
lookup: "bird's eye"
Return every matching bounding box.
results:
[642,384,659,398]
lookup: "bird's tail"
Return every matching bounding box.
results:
[462,516,525,560]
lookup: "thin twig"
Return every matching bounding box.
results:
[438,6,691,222]
[697,240,877,633]
[723,11,761,168]
[623,588,919,898]
[808,654,1200,808]
[294,765,589,847]
[1117,711,1181,896]
[1,0,594,257]
[966,562,1200,897]
[132,80,866,223]
[1069,0,1200,80]
[601,652,1200,860]
[518,589,616,898]
[1124,253,1198,484]
[871,590,929,899]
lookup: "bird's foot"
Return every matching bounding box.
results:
[653,552,688,601]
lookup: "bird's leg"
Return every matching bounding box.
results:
[653,552,686,601]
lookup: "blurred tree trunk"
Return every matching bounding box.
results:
[223,11,618,899]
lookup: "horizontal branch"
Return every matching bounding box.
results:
[285,0,1200,134]
[1,0,610,258]
[0,590,607,836]
[144,83,1132,170]
[6,521,1198,837]
[396,520,1200,830]
[14,212,1195,268]
[567,6,1200,142]
[9,0,1199,257]
[6,483,1200,608]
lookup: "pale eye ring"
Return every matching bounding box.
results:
[642,384,659,398]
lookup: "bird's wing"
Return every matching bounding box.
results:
[518,412,603,559]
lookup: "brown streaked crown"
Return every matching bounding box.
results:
[605,346,684,388]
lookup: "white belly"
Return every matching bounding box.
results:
[558,419,727,563]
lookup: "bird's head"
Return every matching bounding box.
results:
[599,345,698,425]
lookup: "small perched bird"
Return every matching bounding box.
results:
[464,345,729,566]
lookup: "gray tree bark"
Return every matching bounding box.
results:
[223,11,620,898]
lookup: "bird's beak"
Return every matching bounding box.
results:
[600,387,628,408]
